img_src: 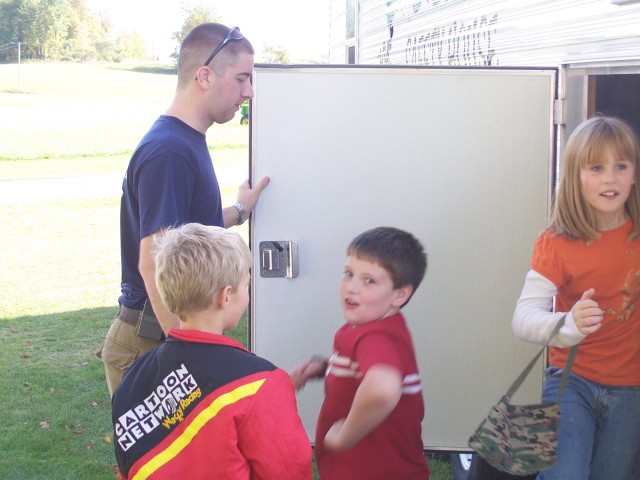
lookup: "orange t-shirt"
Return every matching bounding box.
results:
[532,220,640,386]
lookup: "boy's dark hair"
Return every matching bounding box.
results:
[347,226,427,305]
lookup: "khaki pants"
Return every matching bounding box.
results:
[97,315,164,396]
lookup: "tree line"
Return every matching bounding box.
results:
[0,0,228,63]
[0,0,293,64]
[0,0,140,62]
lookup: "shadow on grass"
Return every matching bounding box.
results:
[1,89,38,94]
[132,64,177,75]
[0,306,251,479]
[0,305,251,479]
[0,308,455,479]
[0,306,119,479]
[122,64,177,75]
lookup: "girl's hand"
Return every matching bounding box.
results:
[572,288,604,336]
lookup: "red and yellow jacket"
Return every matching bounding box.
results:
[112,329,312,479]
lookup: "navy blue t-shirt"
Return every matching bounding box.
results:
[119,116,224,309]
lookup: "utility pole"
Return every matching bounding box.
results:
[18,41,21,92]
[0,42,23,91]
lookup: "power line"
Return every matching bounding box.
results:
[0,42,20,51]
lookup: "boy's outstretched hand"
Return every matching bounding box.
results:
[290,355,327,391]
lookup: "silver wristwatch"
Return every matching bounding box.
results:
[233,202,249,225]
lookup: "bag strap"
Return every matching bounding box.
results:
[556,341,577,402]
[506,314,577,403]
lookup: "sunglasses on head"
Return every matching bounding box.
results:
[203,27,244,67]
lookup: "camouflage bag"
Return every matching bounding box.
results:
[468,316,577,476]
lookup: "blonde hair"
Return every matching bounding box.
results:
[177,23,254,88]
[154,223,251,319]
[549,116,640,241]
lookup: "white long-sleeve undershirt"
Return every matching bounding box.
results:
[512,270,586,347]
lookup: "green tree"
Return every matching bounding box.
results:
[0,0,114,62]
[171,3,221,58]
[65,0,108,61]
[38,0,73,59]
[0,0,22,61]
[115,31,147,62]
[15,0,42,59]
[91,8,117,61]
[0,0,39,60]
[262,42,290,64]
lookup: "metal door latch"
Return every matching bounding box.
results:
[259,241,299,278]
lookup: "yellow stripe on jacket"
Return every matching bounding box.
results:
[132,379,265,480]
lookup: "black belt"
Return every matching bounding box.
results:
[117,305,143,327]
[117,303,165,341]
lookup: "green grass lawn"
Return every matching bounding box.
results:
[0,62,453,479]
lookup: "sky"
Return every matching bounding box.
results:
[85,0,331,62]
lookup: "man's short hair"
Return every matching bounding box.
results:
[347,226,427,305]
[154,223,251,318]
[178,22,254,85]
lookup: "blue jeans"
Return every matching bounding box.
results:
[537,367,640,480]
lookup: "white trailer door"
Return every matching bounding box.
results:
[249,66,556,450]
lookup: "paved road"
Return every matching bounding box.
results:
[0,164,249,205]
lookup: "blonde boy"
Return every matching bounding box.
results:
[112,223,311,480]
[292,226,430,479]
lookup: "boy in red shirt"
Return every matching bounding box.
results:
[292,226,430,480]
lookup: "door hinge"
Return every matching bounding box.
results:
[553,99,565,126]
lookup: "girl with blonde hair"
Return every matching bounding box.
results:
[513,116,640,479]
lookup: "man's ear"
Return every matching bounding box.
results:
[216,285,233,308]
[392,285,413,307]
[194,66,214,88]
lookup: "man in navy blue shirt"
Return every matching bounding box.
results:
[98,23,269,396]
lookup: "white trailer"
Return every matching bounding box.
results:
[248,2,640,479]
[328,0,640,139]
